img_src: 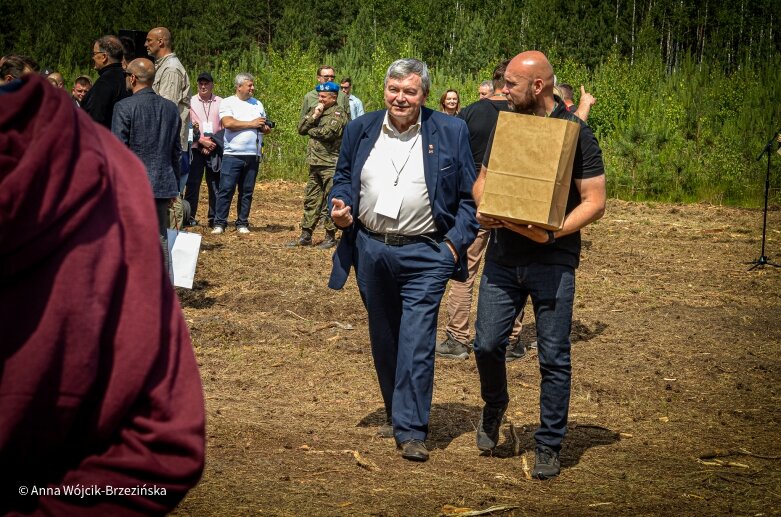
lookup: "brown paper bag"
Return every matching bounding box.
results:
[480,111,580,231]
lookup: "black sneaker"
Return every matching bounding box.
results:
[378,418,393,438]
[505,338,527,362]
[532,445,561,479]
[287,230,313,247]
[476,403,507,451]
[436,334,470,359]
[317,233,338,249]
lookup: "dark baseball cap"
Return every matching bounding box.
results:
[197,72,214,83]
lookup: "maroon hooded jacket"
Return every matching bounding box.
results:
[0,75,205,515]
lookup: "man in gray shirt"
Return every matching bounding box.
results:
[145,26,190,191]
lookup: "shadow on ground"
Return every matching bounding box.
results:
[177,279,216,309]
[490,420,620,472]
[357,403,482,450]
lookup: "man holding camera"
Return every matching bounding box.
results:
[212,72,272,235]
[290,81,348,249]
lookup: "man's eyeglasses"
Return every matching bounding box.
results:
[92,51,106,56]
[124,71,134,77]
[321,75,335,80]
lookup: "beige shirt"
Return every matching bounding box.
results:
[358,111,436,235]
[153,53,191,151]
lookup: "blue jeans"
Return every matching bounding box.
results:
[354,229,455,443]
[214,154,258,229]
[473,260,575,451]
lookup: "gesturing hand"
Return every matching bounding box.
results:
[331,198,353,228]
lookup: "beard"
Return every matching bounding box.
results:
[508,82,536,114]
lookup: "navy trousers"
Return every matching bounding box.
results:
[354,229,455,443]
[185,151,220,226]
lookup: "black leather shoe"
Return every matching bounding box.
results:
[399,439,429,462]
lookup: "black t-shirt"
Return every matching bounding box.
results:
[481,101,604,269]
[457,98,512,169]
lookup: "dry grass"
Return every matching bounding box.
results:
[174,181,781,516]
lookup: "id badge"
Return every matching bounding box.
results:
[374,188,403,219]
[203,121,214,135]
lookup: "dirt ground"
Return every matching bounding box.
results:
[173,180,781,516]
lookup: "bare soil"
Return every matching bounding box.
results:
[174,180,781,516]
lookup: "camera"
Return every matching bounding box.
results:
[264,119,276,129]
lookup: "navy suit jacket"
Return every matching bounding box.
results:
[328,107,478,290]
[111,88,182,199]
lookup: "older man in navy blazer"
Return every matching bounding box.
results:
[329,58,478,462]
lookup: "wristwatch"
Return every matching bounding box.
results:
[545,230,556,244]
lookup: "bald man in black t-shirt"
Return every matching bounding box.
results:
[471,51,606,481]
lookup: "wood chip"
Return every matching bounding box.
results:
[509,422,520,457]
[441,504,520,516]
[285,309,307,320]
[521,455,532,480]
[350,450,379,472]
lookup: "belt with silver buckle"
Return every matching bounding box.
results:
[362,227,440,246]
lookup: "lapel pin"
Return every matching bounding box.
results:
[428,144,434,154]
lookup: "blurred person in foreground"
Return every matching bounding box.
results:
[0,73,204,515]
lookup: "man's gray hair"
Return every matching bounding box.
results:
[234,72,254,88]
[385,58,430,96]
[480,80,493,90]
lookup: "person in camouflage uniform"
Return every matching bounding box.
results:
[299,65,350,121]
[290,81,349,249]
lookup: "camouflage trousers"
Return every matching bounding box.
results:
[300,164,336,232]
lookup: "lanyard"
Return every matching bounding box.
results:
[199,95,212,125]
[390,132,420,186]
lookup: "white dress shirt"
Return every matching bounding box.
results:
[358,111,436,235]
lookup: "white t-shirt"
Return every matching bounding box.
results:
[219,95,267,156]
